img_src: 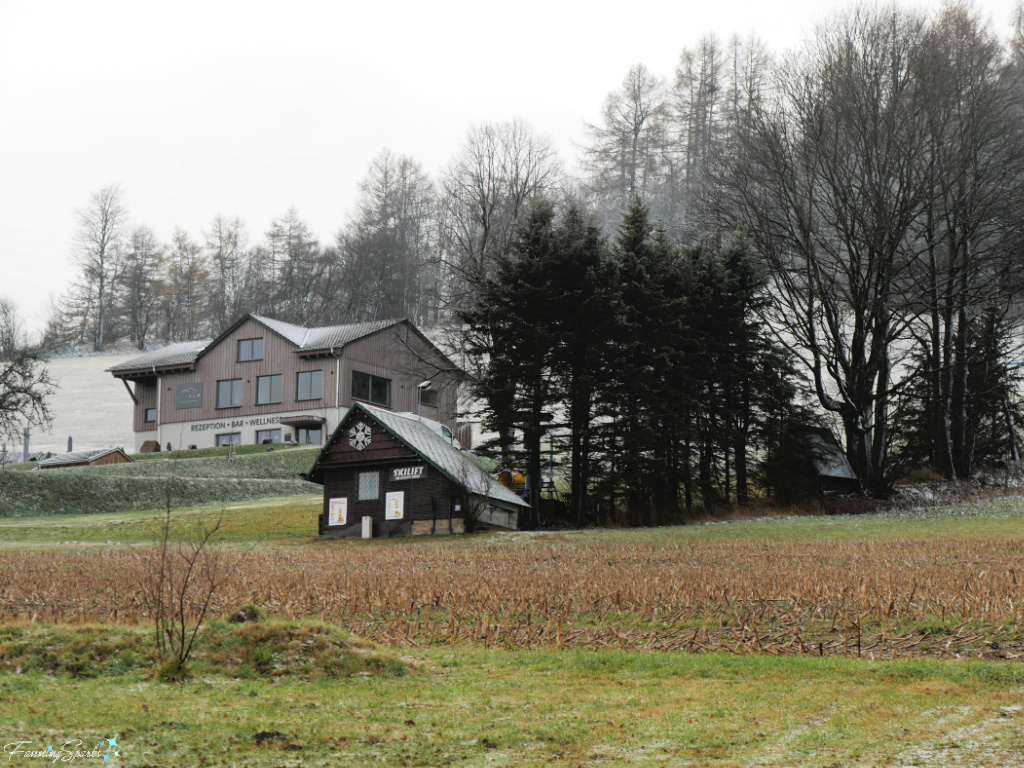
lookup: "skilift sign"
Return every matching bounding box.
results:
[391,465,425,481]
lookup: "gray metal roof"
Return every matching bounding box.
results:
[300,318,400,352]
[249,315,310,346]
[799,429,858,480]
[108,315,414,375]
[106,340,210,374]
[317,403,529,508]
[36,448,132,468]
[249,315,401,352]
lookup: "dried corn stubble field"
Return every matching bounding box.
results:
[3,526,1024,660]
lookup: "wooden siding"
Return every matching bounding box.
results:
[341,325,459,429]
[319,419,416,466]
[91,450,133,466]
[321,463,464,537]
[316,412,469,538]
[159,317,338,424]
[133,379,158,433]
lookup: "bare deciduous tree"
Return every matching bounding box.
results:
[120,226,163,349]
[723,7,930,494]
[0,297,53,441]
[582,64,668,231]
[74,184,126,351]
[337,150,438,324]
[205,215,247,334]
[439,120,563,311]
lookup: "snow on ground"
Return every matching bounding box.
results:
[21,351,136,455]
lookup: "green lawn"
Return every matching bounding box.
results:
[1,639,1022,767]
[3,490,1024,550]
[0,494,321,548]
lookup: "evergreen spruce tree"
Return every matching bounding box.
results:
[549,206,619,527]
[460,200,562,527]
[605,197,691,521]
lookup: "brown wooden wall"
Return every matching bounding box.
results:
[155,319,457,428]
[91,451,132,466]
[319,418,416,465]
[133,379,158,433]
[321,462,462,532]
[341,325,459,429]
[159,317,339,425]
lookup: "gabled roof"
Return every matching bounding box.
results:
[794,427,858,481]
[307,402,529,508]
[36,448,133,468]
[242,314,403,353]
[107,314,416,378]
[106,340,210,375]
[300,319,403,353]
[249,314,310,346]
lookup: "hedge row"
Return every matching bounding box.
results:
[50,448,319,481]
[0,473,317,517]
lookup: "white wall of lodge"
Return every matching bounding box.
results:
[138,406,348,451]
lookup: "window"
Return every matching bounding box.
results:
[296,427,321,445]
[358,471,379,500]
[256,429,282,444]
[238,338,264,361]
[144,408,157,422]
[352,370,391,407]
[296,370,322,401]
[216,433,241,447]
[217,379,243,409]
[256,374,282,405]
[418,387,438,408]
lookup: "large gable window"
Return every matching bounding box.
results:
[238,338,264,362]
[217,379,243,409]
[297,370,322,401]
[352,371,390,407]
[256,374,282,405]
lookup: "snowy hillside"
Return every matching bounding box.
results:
[21,351,136,455]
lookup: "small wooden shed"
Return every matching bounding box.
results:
[306,402,528,538]
[36,448,135,470]
[793,427,860,495]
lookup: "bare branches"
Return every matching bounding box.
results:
[0,298,53,441]
[438,119,563,311]
[74,184,127,352]
[143,503,236,674]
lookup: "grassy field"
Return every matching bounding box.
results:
[0,494,321,547]
[3,495,1024,765]
[1,629,1023,767]
[0,446,320,517]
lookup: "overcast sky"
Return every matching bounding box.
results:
[1,0,1019,337]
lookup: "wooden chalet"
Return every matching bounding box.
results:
[306,402,528,538]
[36,448,134,470]
[107,314,459,452]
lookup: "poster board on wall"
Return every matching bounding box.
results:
[385,491,404,520]
[328,497,347,526]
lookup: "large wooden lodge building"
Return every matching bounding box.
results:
[107,314,460,452]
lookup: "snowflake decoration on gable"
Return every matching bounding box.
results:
[348,421,372,450]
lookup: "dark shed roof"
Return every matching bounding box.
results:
[794,427,858,481]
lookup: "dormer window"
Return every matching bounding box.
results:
[238,338,264,362]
